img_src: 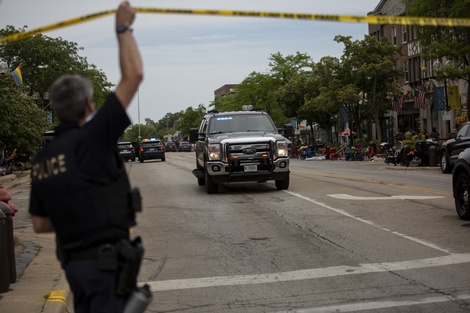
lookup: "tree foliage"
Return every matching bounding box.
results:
[0,26,114,155]
[333,35,401,140]
[0,75,49,155]
[178,104,206,138]
[408,0,470,120]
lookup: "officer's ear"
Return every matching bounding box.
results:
[86,99,95,112]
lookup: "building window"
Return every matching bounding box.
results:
[404,61,409,83]
[402,26,407,43]
[412,26,418,40]
[392,26,397,45]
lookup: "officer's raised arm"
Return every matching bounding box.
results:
[114,1,143,109]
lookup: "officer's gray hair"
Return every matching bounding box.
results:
[51,74,94,123]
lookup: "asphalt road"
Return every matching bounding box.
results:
[125,153,469,313]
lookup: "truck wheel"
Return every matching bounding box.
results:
[455,172,470,220]
[198,177,205,186]
[440,151,451,173]
[205,170,218,194]
[275,174,290,190]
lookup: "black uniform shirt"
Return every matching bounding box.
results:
[29,93,136,250]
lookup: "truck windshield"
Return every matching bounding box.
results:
[209,114,277,134]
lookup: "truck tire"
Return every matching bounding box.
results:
[275,173,290,190]
[205,170,218,194]
[198,177,205,186]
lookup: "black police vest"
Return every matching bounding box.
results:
[31,125,135,250]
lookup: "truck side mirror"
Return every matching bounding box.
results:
[189,128,200,142]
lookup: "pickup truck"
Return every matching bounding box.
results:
[189,110,292,194]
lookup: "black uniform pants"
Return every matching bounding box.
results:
[65,259,127,313]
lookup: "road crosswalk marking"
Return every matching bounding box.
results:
[327,193,445,200]
[143,253,470,292]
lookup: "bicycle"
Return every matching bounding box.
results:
[2,159,24,175]
[2,149,25,175]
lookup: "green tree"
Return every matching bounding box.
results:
[179,104,206,138]
[123,124,158,143]
[334,35,401,142]
[268,51,313,85]
[298,56,343,143]
[0,26,113,154]
[408,0,470,121]
[269,52,314,120]
[0,74,49,155]
[210,93,239,112]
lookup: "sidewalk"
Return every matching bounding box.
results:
[0,173,72,313]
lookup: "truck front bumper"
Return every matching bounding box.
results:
[204,158,289,183]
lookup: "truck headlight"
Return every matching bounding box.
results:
[208,144,221,160]
[276,141,288,158]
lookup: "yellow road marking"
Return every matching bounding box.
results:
[47,289,66,303]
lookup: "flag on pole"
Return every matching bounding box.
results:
[447,86,460,110]
[414,89,426,109]
[392,95,403,112]
[433,86,446,111]
[10,65,23,86]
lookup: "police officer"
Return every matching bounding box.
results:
[28,2,143,313]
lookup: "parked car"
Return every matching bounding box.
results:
[452,147,470,220]
[440,121,470,173]
[116,141,136,162]
[178,141,191,152]
[139,138,165,162]
[165,141,177,152]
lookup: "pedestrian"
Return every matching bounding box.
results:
[430,127,440,140]
[28,2,144,313]
[404,129,413,140]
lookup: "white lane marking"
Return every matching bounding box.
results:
[144,253,470,292]
[284,190,450,253]
[272,291,470,313]
[327,194,445,200]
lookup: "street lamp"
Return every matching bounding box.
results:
[432,60,449,111]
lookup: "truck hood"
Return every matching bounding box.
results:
[208,132,288,144]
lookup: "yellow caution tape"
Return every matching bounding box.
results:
[47,289,67,303]
[1,8,470,44]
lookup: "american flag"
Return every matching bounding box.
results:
[392,95,403,112]
[414,89,426,109]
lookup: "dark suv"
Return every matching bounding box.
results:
[139,139,165,162]
[440,122,470,173]
[116,141,136,162]
[165,141,177,152]
[178,141,191,152]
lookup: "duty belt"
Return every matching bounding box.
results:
[66,242,118,261]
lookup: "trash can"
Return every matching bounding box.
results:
[0,202,15,284]
[0,210,10,293]
[402,145,410,166]
[429,145,437,167]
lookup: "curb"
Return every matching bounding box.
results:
[385,165,440,171]
[43,274,72,313]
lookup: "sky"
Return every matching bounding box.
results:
[0,0,380,125]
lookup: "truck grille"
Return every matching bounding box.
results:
[225,142,274,172]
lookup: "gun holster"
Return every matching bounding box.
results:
[115,237,144,296]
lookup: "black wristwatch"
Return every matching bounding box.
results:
[116,24,132,34]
